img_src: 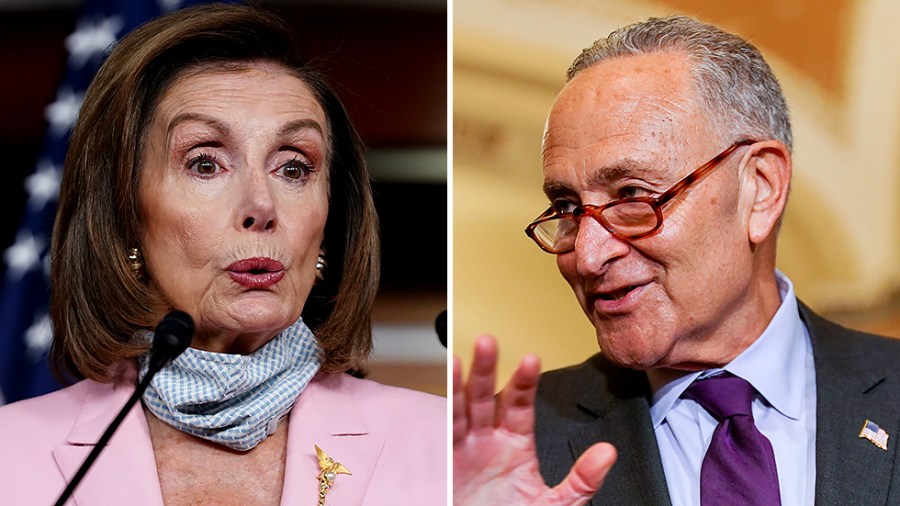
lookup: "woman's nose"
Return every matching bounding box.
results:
[239,171,277,231]
[242,216,274,230]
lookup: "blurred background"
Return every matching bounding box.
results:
[454,0,900,381]
[0,0,447,404]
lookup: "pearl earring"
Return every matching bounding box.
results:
[315,254,327,281]
[127,247,143,276]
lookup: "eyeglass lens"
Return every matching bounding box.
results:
[533,201,658,252]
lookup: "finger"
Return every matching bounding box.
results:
[453,356,468,444]
[465,334,499,432]
[550,442,617,505]
[496,353,541,435]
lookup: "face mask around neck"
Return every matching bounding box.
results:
[138,316,322,451]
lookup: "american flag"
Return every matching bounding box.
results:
[0,0,235,406]
[859,419,889,451]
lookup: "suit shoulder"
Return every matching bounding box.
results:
[539,353,610,386]
[314,373,446,426]
[535,353,650,431]
[538,353,647,399]
[0,380,97,492]
[0,380,89,437]
[304,374,447,501]
[308,373,447,490]
[803,306,900,359]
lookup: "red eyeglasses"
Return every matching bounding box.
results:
[525,140,756,254]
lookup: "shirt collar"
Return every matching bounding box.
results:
[650,270,809,427]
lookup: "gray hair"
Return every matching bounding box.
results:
[568,15,792,152]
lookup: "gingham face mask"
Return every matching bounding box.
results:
[139,316,321,451]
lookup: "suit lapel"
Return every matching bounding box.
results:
[804,304,900,505]
[570,396,671,506]
[281,373,384,505]
[559,362,670,506]
[52,369,163,506]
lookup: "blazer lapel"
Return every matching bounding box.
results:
[52,369,163,506]
[568,371,671,506]
[281,373,385,505]
[804,304,900,505]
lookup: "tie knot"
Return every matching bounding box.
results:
[683,372,756,421]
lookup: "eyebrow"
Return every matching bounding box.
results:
[543,158,665,199]
[278,118,325,138]
[167,112,230,139]
[166,113,325,140]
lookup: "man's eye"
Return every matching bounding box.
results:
[552,200,577,214]
[619,186,648,199]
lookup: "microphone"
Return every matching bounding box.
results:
[54,310,194,506]
[435,309,447,348]
[147,309,194,371]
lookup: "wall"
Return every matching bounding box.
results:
[454,0,900,382]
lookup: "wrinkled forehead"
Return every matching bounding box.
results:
[541,52,719,190]
[144,60,332,161]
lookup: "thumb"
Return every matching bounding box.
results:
[550,442,617,505]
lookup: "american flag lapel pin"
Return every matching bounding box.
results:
[859,419,889,451]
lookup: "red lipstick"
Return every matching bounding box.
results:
[227,257,285,289]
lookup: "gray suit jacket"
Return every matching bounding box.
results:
[534,303,900,505]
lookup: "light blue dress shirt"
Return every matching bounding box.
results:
[649,272,816,506]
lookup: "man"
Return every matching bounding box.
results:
[453,15,900,506]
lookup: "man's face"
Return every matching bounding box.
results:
[542,51,760,372]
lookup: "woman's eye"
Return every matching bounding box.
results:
[278,157,314,180]
[187,154,222,176]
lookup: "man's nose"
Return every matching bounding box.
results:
[572,217,630,277]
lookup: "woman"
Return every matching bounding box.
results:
[0,4,446,505]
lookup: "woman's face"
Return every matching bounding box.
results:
[139,62,329,354]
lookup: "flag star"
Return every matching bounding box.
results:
[25,313,53,360]
[25,159,61,210]
[65,16,124,69]
[44,88,84,137]
[4,231,44,281]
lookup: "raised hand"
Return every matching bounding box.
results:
[453,335,617,505]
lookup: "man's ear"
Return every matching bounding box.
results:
[744,140,792,245]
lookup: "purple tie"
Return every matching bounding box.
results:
[682,373,782,506]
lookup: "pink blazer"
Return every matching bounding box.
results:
[0,366,447,505]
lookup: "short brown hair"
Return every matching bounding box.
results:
[50,3,379,382]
